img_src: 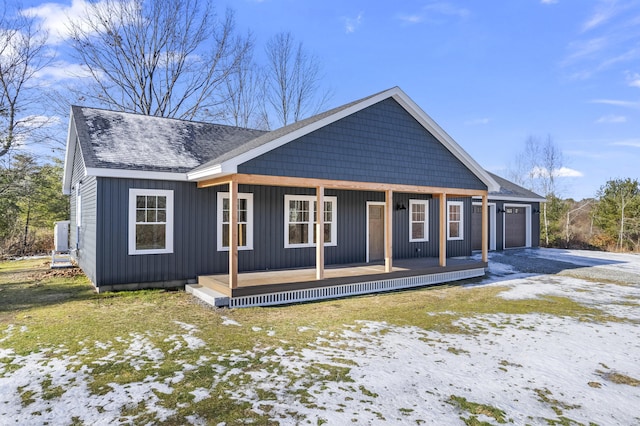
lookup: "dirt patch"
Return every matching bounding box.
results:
[28,268,84,282]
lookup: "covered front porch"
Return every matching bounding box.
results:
[185,172,490,308]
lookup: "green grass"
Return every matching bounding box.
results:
[0,258,623,424]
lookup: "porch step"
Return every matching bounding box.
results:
[197,275,232,296]
[50,251,73,269]
[185,284,230,308]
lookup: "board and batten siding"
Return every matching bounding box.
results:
[238,98,487,191]
[92,178,475,288]
[69,136,98,285]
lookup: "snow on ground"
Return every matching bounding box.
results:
[1,249,639,424]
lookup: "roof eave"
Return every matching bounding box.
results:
[62,107,82,195]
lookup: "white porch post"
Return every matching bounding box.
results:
[482,194,488,263]
[229,180,238,289]
[316,185,325,280]
[439,193,447,267]
[385,189,393,272]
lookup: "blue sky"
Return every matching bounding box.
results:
[20,0,640,200]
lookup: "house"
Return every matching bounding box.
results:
[62,87,544,307]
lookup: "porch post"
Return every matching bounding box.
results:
[316,185,324,280]
[439,193,447,267]
[482,194,488,263]
[385,189,393,272]
[229,180,238,289]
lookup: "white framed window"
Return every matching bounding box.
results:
[217,192,253,251]
[284,194,337,248]
[409,199,429,242]
[447,201,464,240]
[128,189,174,255]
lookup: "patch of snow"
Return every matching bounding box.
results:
[221,316,241,326]
[190,387,210,403]
[251,326,262,332]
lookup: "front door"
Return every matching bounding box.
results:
[368,203,385,262]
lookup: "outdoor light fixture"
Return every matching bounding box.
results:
[533,208,541,214]
[497,208,505,213]
[396,203,407,210]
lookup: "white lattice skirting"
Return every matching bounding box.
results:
[229,267,485,308]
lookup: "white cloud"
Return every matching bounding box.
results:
[397,14,424,24]
[541,0,559,4]
[397,2,469,25]
[612,139,640,148]
[595,114,627,123]
[22,0,132,44]
[34,61,95,81]
[591,99,640,109]
[582,0,621,32]
[343,12,364,34]
[532,166,584,178]
[464,118,490,126]
[626,72,640,88]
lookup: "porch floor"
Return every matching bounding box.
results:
[197,257,486,299]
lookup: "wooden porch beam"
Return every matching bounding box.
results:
[229,173,487,197]
[229,180,238,289]
[385,189,393,272]
[316,185,325,280]
[439,193,447,267]
[482,194,488,263]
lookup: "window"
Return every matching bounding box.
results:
[128,189,174,255]
[409,199,429,242]
[284,194,337,248]
[217,192,253,251]
[447,201,464,240]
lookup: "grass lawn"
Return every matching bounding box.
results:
[1,254,639,425]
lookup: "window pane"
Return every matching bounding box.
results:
[222,224,229,247]
[136,210,146,222]
[146,210,157,223]
[136,196,146,208]
[238,224,247,246]
[289,224,308,244]
[157,196,166,208]
[157,209,166,222]
[136,224,166,250]
[412,223,424,240]
[324,223,331,243]
[238,210,247,223]
[449,222,460,238]
[147,196,156,208]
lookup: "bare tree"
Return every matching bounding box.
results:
[220,49,268,129]
[66,0,250,120]
[509,135,564,245]
[0,5,51,158]
[264,32,330,127]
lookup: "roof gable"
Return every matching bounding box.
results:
[188,87,499,192]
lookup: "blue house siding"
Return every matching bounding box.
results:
[91,178,474,288]
[238,98,487,191]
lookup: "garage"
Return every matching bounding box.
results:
[504,206,527,248]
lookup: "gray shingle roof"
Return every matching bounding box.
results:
[72,106,266,173]
[487,171,546,200]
